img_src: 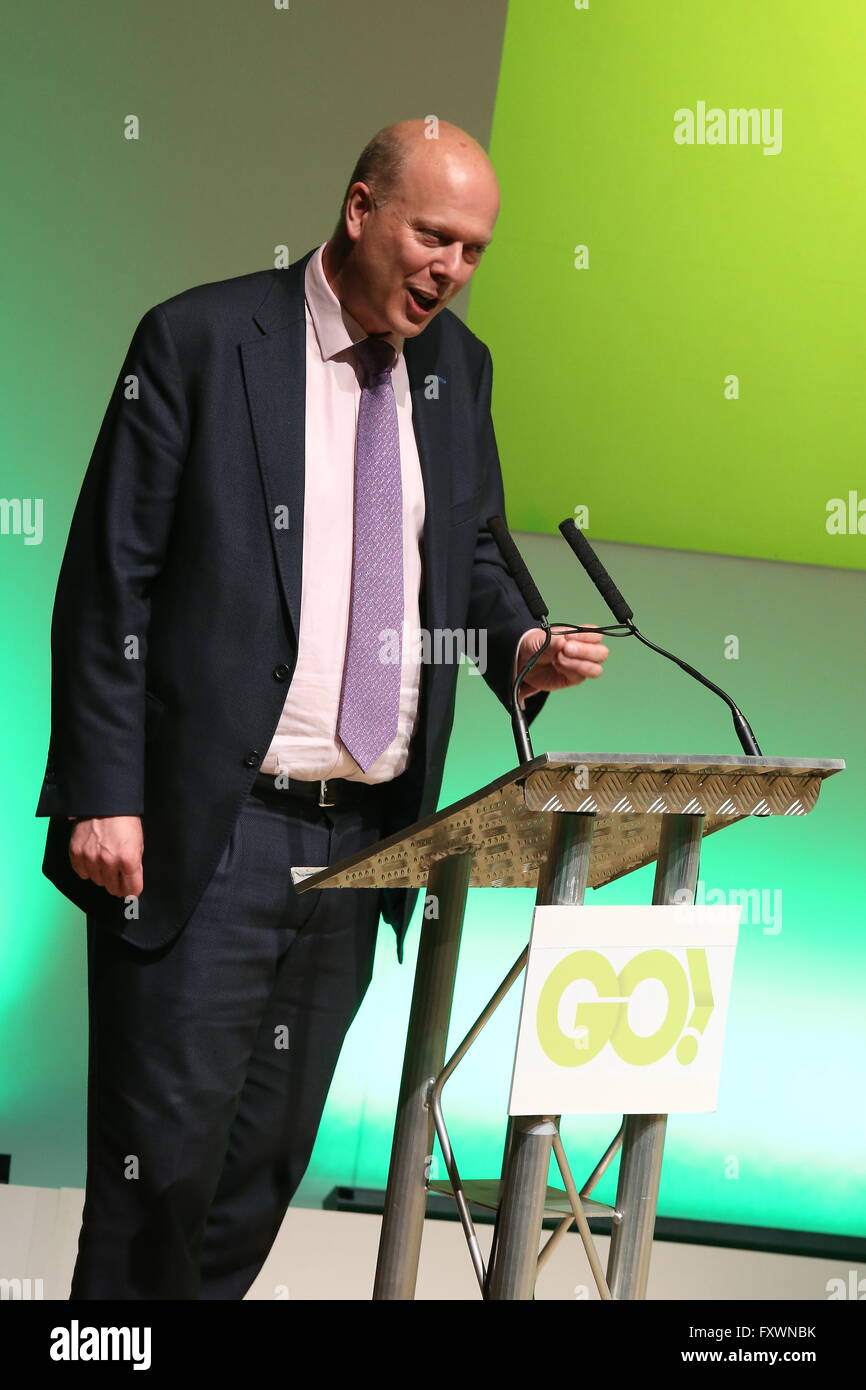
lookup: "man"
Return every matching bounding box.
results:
[35,118,609,1299]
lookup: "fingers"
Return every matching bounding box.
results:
[562,635,609,661]
[518,627,547,660]
[564,647,609,673]
[69,818,144,899]
[521,622,611,693]
[549,630,609,680]
[522,625,605,660]
[122,867,145,898]
[72,848,143,897]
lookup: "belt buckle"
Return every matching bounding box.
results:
[318,779,336,808]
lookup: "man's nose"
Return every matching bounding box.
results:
[431,244,467,281]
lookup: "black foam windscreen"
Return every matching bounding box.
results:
[487,516,549,621]
[558,519,634,623]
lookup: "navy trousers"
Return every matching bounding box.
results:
[69,778,386,1300]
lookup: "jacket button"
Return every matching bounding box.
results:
[273,664,291,682]
[243,750,261,768]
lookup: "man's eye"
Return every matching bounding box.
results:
[417,231,485,258]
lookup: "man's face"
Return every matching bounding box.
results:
[338,150,499,339]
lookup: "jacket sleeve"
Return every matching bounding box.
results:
[464,343,548,728]
[35,303,188,817]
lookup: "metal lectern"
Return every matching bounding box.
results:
[292,751,843,1300]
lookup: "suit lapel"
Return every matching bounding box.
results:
[240,255,311,649]
[239,248,453,653]
[404,329,451,643]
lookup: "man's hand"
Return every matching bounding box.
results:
[69,816,144,898]
[517,623,610,700]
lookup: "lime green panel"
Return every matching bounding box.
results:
[469,0,866,570]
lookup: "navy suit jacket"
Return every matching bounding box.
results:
[35,246,548,962]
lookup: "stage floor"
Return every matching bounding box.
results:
[0,1184,859,1301]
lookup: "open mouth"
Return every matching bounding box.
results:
[407,287,438,314]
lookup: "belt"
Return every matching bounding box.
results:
[252,770,386,810]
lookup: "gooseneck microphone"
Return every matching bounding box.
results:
[558,518,763,757]
[487,517,552,764]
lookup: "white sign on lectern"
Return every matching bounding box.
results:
[509,905,741,1116]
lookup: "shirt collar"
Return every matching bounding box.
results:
[305,241,405,364]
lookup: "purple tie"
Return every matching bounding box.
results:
[336,335,404,773]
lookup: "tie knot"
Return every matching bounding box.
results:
[355,335,396,385]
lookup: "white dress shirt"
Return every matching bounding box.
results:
[260,243,426,783]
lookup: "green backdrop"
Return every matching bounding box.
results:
[2,0,864,1246]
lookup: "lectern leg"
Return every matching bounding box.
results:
[487,813,596,1300]
[373,852,473,1299]
[607,813,705,1299]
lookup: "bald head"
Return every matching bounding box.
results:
[334,118,498,228]
[323,117,500,340]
